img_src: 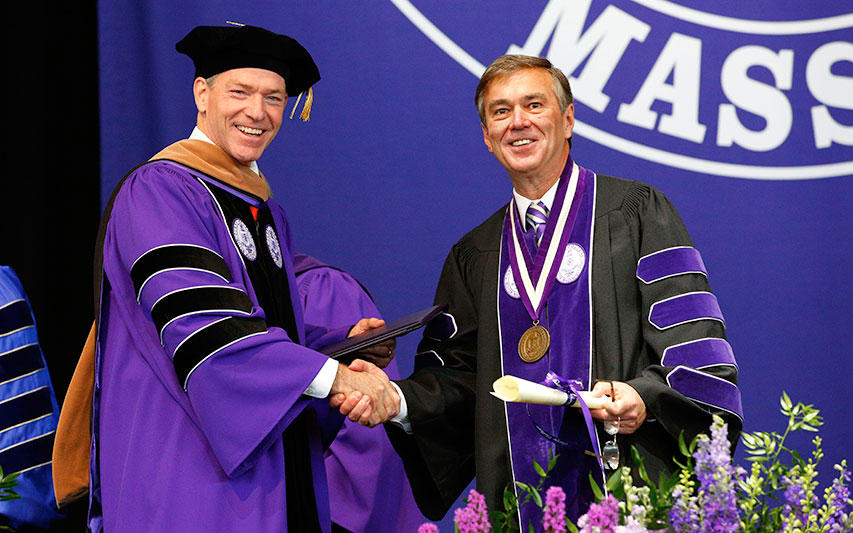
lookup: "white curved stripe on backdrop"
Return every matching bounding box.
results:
[390,0,853,180]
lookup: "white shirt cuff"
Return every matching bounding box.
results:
[389,381,412,433]
[304,358,339,398]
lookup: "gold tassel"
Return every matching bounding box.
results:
[299,87,313,122]
[288,88,314,122]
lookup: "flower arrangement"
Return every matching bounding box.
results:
[418,393,852,532]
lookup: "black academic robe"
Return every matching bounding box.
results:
[388,174,742,521]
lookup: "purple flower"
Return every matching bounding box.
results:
[782,470,820,529]
[454,489,491,533]
[543,486,567,533]
[823,462,851,532]
[669,482,699,533]
[692,416,739,532]
[417,522,440,533]
[577,494,620,533]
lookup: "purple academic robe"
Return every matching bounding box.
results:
[92,159,347,532]
[294,254,425,532]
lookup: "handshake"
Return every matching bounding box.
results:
[328,318,402,428]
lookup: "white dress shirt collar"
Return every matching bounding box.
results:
[512,177,560,231]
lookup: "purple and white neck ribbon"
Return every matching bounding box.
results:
[508,159,586,322]
[528,371,605,476]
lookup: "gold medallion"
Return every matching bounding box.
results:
[518,325,550,363]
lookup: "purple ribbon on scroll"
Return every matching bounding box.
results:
[528,372,605,476]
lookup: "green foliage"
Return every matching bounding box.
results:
[0,464,21,531]
[0,468,20,502]
[737,391,829,532]
[490,449,558,533]
[579,439,686,531]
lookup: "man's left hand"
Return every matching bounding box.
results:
[348,318,396,369]
[588,380,647,434]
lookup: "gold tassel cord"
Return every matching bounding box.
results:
[288,88,313,122]
[289,91,304,120]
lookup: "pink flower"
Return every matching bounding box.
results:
[417,522,439,533]
[543,486,567,533]
[577,494,620,533]
[454,489,491,533]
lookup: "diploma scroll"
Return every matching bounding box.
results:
[491,375,606,409]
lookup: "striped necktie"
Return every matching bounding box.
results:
[526,201,550,247]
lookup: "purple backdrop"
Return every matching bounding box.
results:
[99,1,852,529]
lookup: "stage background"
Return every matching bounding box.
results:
[9,1,850,530]
[97,1,852,530]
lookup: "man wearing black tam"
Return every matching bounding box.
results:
[75,24,400,532]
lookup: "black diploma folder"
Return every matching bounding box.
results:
[318,304,447,363]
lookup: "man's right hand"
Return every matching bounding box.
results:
[328,360,400,427]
